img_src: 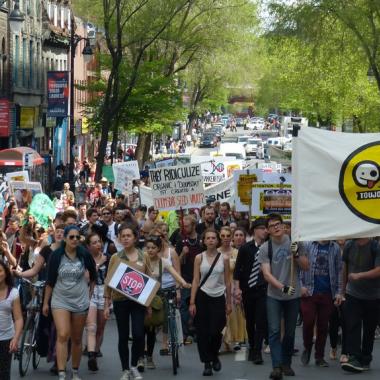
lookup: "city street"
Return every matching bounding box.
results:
[10,319,380,379]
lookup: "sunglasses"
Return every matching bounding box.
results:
[68,235,81,240]
[102,212,111,216]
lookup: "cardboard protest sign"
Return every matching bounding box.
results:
[233,170,263,212]
[112,161,140,193]
[201,159,243,184]
[9,181,43,209]
[106,261,160,306]
[5,170,30,183]
[149,164,204,210]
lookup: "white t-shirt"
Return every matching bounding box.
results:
[0,287,19,340]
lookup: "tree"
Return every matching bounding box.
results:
[253,0,380,130]
[74,0,259,175]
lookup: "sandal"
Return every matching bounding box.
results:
[184,336,193,345]
[160,348,170,356]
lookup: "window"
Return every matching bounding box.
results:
[22,38,27,87]
[29,40,33,88]
[36,42,40,88]
[13,35,19,86]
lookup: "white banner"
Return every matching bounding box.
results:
[292,127,380,241]
[140,174,235,207]
[149,164,204,210]
[112,161,140,192]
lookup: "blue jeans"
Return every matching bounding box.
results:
[267,296,300,368]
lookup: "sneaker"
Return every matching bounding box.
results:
[120,370,130,380]
[58,371,66,380]
[146,357,156,370]
[233,343,241,351]
[341,357,363,373]
[281,365,295,376]
[137,358,145,373]
[362,363,370,371]
[264,345,271,354]
[130,367,143,380]
[315,358,329,367]
[269,367,283,379]
[329,348,337,360]
[203,362,213,376]
[339,354,349,363]
[96,350,103,358]
[72,373,82,380]
[88,353,99,371]
[212,357,222,372]
[253,352,264,365]
[301,349,311,365]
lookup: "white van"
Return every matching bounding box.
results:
[267,137,289,149]
[218,143,247,160]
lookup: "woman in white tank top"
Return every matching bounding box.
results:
[189,229,231,376]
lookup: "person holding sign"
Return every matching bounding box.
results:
[258,214,309,380]
[189,229,232,376]
[144,235,191,369]
[103,224,150,380]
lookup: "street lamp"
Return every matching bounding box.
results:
[9,0,24,34]
[68,15,94,190]
[0,0,25,34]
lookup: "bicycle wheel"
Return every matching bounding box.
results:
[19,315,34,377]
[169,317,179,375]
[32,314,41,369]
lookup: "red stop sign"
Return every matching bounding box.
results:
[120,271,145,296]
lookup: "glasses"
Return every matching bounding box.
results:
[68,235,81,240]
[102,212,111,216]
[268,222,282,229]
[220,234,231,238]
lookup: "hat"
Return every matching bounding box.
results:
[100,177,108,182]
[250,217,267,231]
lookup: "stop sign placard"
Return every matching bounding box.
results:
[119,271,145,297]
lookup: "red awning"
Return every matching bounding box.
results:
[0,147,45,167]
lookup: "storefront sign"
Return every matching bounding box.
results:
[47,71,69,117]
[20,107,35,129]
[0,99,10,137]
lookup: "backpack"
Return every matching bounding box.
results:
[144,259,165,330]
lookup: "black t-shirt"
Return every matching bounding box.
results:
[38,245,53,281]
[175,234,203,282]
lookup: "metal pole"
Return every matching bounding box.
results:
[68,14,75,190]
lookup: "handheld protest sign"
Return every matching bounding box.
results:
[106,261,160,307]
[28,193,56,230]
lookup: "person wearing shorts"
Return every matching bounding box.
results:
[43,225,97,380]
[85,232,110,371]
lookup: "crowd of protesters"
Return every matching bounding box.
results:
[0,179,380,380]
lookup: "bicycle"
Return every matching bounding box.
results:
[162,288,181,375]
[17,278,46,377]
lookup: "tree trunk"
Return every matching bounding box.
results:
[135,134,147,169]
[143,133,152,165]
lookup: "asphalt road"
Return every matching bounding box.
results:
[11,317,380,380]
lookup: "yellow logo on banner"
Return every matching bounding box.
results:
[339,142,380,223]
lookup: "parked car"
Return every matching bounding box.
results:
[237,135,250,146]
[236,118,245,127]
[245,138,263,156]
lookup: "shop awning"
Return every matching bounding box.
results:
[0,147,45,167]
